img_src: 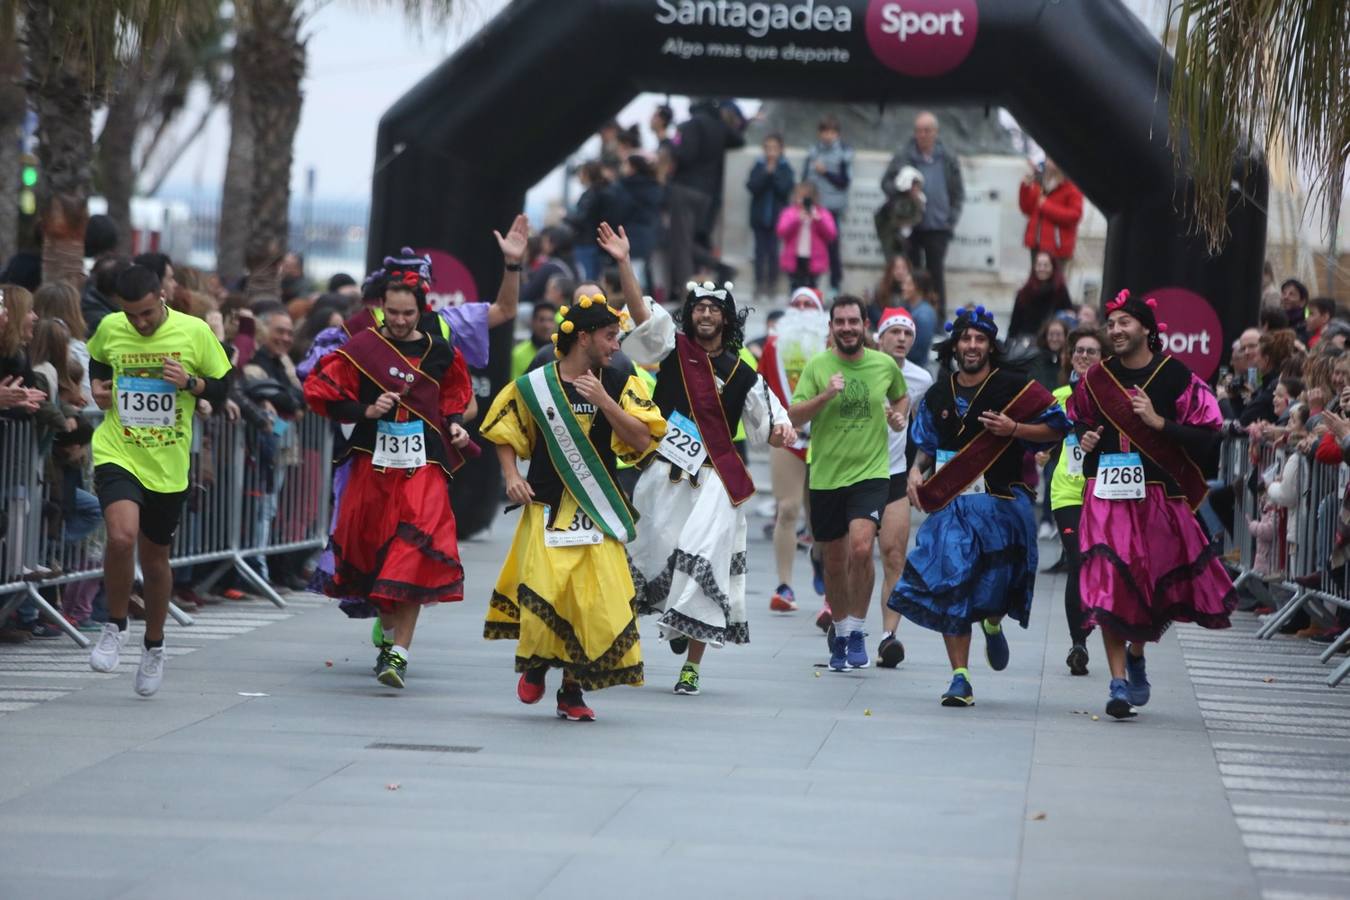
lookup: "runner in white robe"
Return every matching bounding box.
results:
[624,283,794,695]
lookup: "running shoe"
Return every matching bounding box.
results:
[89,623,127,673]
[811,554,826,595]
[556,686,595,721]
[673,663,700,695]
[770,584,798,612]
[1124,653,1150,706]
[371,619,386,648]
[1106,678,1137,719]
[877,634,905,668]
[134,646,165,697]
[983,621,1010,671]
[1038,521,1055,541]
[846,630,869,669]
[828,634,848,672]
[669,635,689,655]
[1066,643,1089,677]
[941,673,974,707]
[815,602,833,633]
[376,649,407,689]
[517,667,546,704]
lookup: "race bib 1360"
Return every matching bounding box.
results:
[116,377,176,428]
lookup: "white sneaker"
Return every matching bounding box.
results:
[1037,521,1055,541]
[89,623,127,672]
[135,646,165,696]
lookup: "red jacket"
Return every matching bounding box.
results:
[1019,179,1083,261]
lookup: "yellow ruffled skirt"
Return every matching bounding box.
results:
[485,503,643,690]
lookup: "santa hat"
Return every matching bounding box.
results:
[877,307,916,338]
[788,287,824,311]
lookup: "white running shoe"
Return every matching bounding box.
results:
[135,646,165,697]
[89,623,127,673]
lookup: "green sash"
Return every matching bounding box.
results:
[518,364,637,543]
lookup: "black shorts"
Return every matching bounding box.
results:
[94,464,188,546]
[887,472,908,505]
[809,478,889,543]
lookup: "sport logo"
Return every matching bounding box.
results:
[865,0,978,77]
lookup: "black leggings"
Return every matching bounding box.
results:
[1054,504,1092,645]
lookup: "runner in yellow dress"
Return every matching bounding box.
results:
[480,295,665,721]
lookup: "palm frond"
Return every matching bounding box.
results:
[1166,0,1350,253]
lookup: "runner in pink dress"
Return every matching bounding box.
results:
[1067,291,1236,719]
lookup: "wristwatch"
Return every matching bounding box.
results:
[185,375,198,393]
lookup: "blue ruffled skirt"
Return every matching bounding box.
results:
[888,489,1037,635]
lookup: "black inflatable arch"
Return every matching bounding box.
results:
[371,0,1266,535]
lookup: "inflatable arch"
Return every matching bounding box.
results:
[371,0,1266,534]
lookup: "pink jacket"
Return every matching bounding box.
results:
[776,205,838,275]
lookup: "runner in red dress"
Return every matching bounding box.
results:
[304,268,475,689]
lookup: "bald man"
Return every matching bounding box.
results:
[882,111,965,307]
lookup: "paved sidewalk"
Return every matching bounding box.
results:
[1,511,1345,899]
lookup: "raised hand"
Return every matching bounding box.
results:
[596,222,630,262]
[494,214,530,265]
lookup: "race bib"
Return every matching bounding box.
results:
[657,410,708,475]
[372,420,426,469]
[116,377,177,428]
[1064,435,1084,478]
[1093,452,1145,500]
[936,449,985,495]
[543,505,604,547]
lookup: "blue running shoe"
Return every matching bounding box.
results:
[829,635,848,672]
[941,673,974,707]
[811,554,826,596]
[846,631,869,668]
[1107,678,1137,719]
[1125,653,1151,706]
[983,621,1010,671]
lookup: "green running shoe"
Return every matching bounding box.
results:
[371,619,386,648]
[673,663,700,695]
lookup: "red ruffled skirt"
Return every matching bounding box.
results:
[323,455,463,609]
[1079,482,1235,642]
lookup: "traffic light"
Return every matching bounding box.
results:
[19,153,36,216]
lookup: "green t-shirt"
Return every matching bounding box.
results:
[793,348,906,490]
[88,309,233,493]
[512,339,540,381]
[1049,383,1087,510]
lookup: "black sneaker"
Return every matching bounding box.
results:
[375,649,407,688]
[1066,644,1089,676]
[877,634,905,668]
[373,641,394,673]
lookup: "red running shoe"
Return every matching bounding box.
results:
[556,686,595,721]
[770,584,798,612]
[815,602,832,632]
[517,668,546,705]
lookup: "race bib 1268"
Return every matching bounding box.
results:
[116,376,177,428]
[372,420,426,469]
[657,410,708,475]
[1093,452,1146,500]
[936,449,985,495]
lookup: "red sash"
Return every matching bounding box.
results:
[916,379,1056,513]
[343,307,378,337]
[337,329,472,472]
[675,334,756,506]
[1084,360,1208,510]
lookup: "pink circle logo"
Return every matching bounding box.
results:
[865,0,979,77]
[1146,286,1223,380]
[416,248,479,311]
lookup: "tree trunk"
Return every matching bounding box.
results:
[94,65,141,256]
[24,0,95,288]
[237,0,305,302]
[0,29,24,267]
[216,68,253,286]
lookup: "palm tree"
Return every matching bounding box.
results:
[1167,1,1349,255]
[16,0,181,286]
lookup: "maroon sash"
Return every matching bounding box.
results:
[342,307,378,337]
[336,329,471,472]
[1084,360,1208,509]
[916,380,1056,513]
[675,334,756,506]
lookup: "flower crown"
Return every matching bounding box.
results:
[551,293,629,357]
[687,280,735,302]
[1104,289,1168,333]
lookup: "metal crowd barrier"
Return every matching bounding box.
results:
[1218,435,1350,686]
[0,410,332,648]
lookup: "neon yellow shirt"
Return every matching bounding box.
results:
[1049,383,1087,510]
[88,309,232,493]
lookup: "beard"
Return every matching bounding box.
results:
[834,332,864,355]
[958,349,989,373]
